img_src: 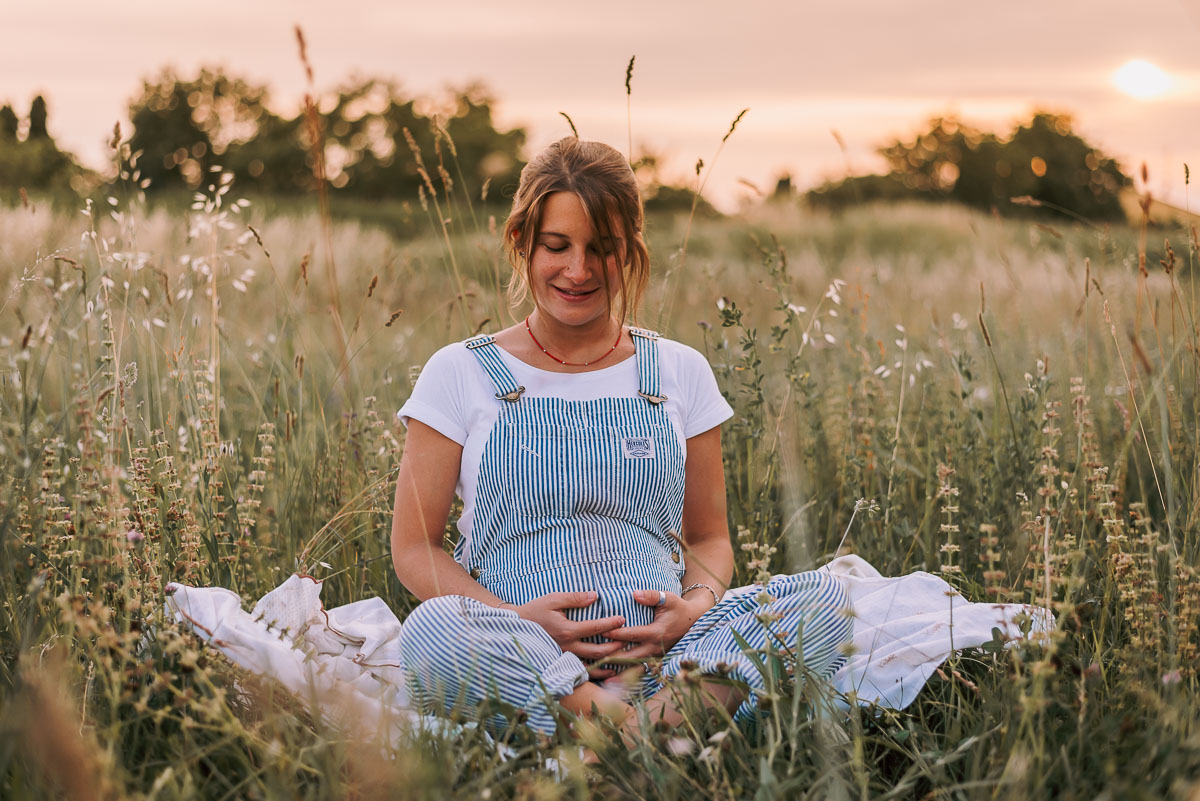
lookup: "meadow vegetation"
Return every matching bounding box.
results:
[0,134,1198,799]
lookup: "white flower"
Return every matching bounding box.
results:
[667,737,694,756]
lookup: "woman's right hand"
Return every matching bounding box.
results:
[512,591,627,671]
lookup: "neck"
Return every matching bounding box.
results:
[527,311,621,362]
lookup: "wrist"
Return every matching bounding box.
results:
[680,582,721,610]
[681,596,710,620]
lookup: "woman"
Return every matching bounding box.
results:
[392,138,851,739]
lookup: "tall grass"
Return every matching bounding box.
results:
[1,133,1198,799]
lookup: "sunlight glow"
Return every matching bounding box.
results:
[1113,59,1172,99]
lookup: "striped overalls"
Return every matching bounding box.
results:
[398,329,853,735]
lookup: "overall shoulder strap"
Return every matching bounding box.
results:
[629,327,667,405]
[464,336,525,402]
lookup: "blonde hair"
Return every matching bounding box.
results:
[502,137,650,325]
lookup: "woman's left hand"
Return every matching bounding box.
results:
[604,590,710,661]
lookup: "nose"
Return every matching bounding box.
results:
[561,248,598,284]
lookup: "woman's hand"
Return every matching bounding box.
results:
[513,591,628,675]
[604,590,710,662]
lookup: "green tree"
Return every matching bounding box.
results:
[0,105,17,141]
[128,68,280,192]
[323,80,525,204]
[27,95,48,139]
[997,112,1127,221]
[0,95,93,198]
[311,77,427,200]
[809,111,1130,222]
[126,69,528,205]
[878,116,995,195]
[437,84,525,199]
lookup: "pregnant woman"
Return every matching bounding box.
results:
[391,137,852,739]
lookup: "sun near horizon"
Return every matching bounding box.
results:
[1113,59,1173,100]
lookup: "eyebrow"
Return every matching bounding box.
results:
[538,230,624,243]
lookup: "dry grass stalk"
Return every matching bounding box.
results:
[14,654,117,801]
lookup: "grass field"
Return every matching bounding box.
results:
[1,156,1198,799]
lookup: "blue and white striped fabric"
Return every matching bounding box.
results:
[399,331,853,735]
[651,571,852,723]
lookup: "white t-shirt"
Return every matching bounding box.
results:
[397,336,734,554]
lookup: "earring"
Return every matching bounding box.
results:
[518,250,526,258]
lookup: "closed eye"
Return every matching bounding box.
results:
[542,243,568,253]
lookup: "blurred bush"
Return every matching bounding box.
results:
[0,96,98,203]
[125,68,527,206]
[807,112,1131,222]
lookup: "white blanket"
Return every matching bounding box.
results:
[164,556,1053,729]
[824,555,1053,709]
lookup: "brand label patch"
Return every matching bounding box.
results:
[622,437,655,459]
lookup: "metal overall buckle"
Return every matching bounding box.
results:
[496,386,526,402]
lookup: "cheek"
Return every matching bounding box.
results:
[604,258,622,285]
[528,254,557,282]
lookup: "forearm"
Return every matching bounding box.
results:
[391,538,504,606]
[680,535,733,608]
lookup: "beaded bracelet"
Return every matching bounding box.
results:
[681,582,721,607]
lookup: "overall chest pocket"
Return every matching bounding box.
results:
[504,422,681,521]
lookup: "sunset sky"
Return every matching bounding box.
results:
[3,0,1198,211]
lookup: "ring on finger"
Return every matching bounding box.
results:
[655,591,667,607]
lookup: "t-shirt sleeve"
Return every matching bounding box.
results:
[396,343,470,445]
[679,344,734,439]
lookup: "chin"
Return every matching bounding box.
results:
[553,311,607,329]
[539,298,611,327]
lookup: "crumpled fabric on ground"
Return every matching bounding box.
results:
[164,555,1055,736]
[823,554,1055,709]
[164,574,419,743]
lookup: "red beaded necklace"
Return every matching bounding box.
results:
[525,316,623,367]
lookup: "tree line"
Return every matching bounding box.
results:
[804,112,1131,222]
[1,69,1135,224]
[0,68,714,221]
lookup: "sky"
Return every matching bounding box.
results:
[3,0,1199,211]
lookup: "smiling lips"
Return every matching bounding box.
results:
[552,286,600,301]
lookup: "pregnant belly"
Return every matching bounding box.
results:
[485,565,681,642]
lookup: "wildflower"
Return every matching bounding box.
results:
[667,737,694,756]
[126,529,145,544]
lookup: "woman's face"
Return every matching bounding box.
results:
[527,191,623,331]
